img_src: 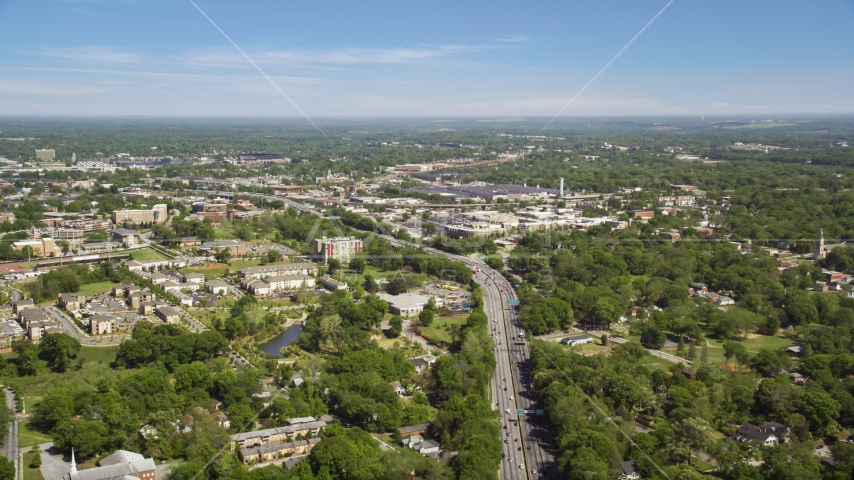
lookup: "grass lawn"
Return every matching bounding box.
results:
[19,420,52,449]
[574,342,602,352]
[192,310,231,329]
[5,346,120,409]
[22,451,43,480]
[420,315,468,346]
[79,281,121,295]
[228,260,263,270]
[637,355,672,371]
[215,298,237,309]
[703,333,795,367]
[128,248,167,261]
[259,298,292,308]
[331,265,420,292]
[690,456,716,472]
[179,265,230,280]
[214,227,237,239]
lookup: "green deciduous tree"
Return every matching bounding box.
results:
[418,309,434,327]
[387,316,403,339]
[38,333,81,372]
[797,389,840,435]
[0,457,15,480]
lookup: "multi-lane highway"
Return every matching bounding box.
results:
[474,259,556,480]
[380,236,556,479]
[183,191,558,477]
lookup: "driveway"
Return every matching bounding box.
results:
[38,443,71,480]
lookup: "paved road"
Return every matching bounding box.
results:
[44,306,109,346]
[179,192,558,477]
[1,388,18,478]
[472,259,556,480]
[586,330,692,366]
[36,442,70,480]
[381,236,557,480]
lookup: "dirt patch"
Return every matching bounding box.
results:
[187,264,227,271]
[714,362,747,372]
[744,333,762,339]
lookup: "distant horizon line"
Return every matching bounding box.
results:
[2,114,854,120]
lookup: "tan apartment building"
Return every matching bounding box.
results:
[13,237,61,257]
[112,204,168,225]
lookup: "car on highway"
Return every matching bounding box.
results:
[505,409,511,414]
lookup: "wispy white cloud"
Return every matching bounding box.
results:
[27,43,486,69]
[31,45,148,64]
[494,35,530,43]
[259,44,480,65]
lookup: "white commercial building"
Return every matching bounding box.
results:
[378,293,443,317]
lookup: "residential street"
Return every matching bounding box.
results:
[1,388,17,474]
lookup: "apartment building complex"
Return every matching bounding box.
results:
[238,263,318,280]
[112,204,168,225]
[313,236,362,263]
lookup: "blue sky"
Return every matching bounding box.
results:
[1,0,853,117]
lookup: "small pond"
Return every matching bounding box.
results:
[259,324,303,357]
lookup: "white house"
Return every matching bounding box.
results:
[415,440,441,455]
[390,381,407,396]
[560,334,594,347]
[409,355,436,373]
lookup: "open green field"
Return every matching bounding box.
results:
[3,346,120,408]
[690,456,716,472]
[191,310,231,329]
[228,260,263,270]
[702,334,796,366]
[420,315,467,346]
[616,326,796,367]
[214,227,237,239]
[215,298,237,308]
[128,247,168,261]
[19,420,52,449]
[79,281,121,295]
[636,354,673,371]
[259,298,292,308]
[331,265,421,293]
[569,342,601,353]
[179,265,230,280]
